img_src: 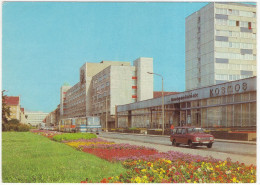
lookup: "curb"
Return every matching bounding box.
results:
[102,132,256,145]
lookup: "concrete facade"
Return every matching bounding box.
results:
[4,96,27,124]
[186,2,256,90]
[25,111,49,126]
[60,57,154,128]
[134,57,154,102]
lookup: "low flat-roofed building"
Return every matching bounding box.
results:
[116,77,256,130]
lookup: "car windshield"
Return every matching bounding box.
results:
[187,128,205,133]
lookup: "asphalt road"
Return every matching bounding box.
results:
[99,132,256,165]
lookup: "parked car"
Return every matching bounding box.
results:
[170,126,214,148]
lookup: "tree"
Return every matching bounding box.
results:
[2,91,10,124]
[8,119,20,124]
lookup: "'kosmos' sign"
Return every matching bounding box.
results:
[210,82,248,97]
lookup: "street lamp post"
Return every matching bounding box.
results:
[147,72,164,135]
[97,92,108,132]
[105,96,108,132]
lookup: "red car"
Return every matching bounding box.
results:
[170,126,214,148]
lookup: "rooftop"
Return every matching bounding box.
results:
[153,91,179,98]
[5,96,20,106]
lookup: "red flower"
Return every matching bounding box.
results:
[100,178,109,183]
[134,168,140,174]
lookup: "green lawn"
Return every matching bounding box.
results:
[2,132,126,183]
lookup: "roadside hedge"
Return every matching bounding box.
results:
[2,123,30,132]
[52,133,97,142]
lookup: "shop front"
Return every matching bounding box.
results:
[116,77,256,131]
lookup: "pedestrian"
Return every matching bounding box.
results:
[170,124,174,130]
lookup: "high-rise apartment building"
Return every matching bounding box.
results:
[185,2,256,90]
[60,57,153,128]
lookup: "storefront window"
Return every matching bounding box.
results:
[207,107,221,127]
[234,94,241,102]
[241,103,249,127]
[234,104,241,126]
[191,109,201,126]
[221,96,226,104]
[201,99,207,106]
[241,93,250,101]
[250,102,256,126]
[201,108,207,127]
[221,106,227,127]
[207,97,220,105]
[227,105,233,127]
[181,102,186,108]
[250,92,256,100]
[226,95,233,103]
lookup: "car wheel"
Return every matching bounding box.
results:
[172,139,178,147]
[188,140,195,149]
[207,143,213,148]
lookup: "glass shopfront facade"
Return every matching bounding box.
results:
[117,77,256,130]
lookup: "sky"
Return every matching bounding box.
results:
[2,2,227,113]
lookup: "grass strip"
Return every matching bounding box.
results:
[2,132,126,183]
[52,133,97,142]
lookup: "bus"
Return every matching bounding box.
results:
[59,116,101,134]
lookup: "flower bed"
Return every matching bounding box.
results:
[64,138,158,162]
[52,133,97,142]
[65,138,115,148]
[30,130,256,183]
[82,148,157,162]
[97,159,256,183]
[30,130,62,138]
[75,138,256,183]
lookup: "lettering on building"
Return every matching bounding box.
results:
[171,93,198,102]
[210,82,247,97]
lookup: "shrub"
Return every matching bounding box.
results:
[52,133,97,142]
[2,123,30,132]
[17,124,30,132]
[129,127,137,131]
[8,119,20,124]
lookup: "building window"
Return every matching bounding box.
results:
[236,21,239,27]
[248,22,252,29]
[228,20,236,27]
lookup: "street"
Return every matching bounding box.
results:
[99,132,256,165]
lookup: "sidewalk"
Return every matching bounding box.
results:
[104,131,257,145]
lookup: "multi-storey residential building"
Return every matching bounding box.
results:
[60,57,154,128]
[45,111,56,127]
[25,111,49,127]
[5,96,21,120]
[20,108,28,124]
[4,96,27,124]
[185,2,256,90]
[45,105,60,127]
